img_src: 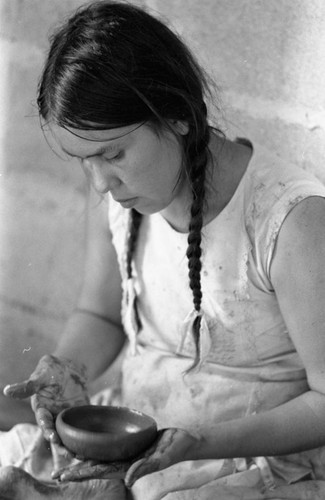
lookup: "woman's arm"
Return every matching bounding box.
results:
[54,188,126,382]
[192,195,325,460]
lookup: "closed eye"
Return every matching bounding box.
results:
[77,151,123,165]
[103,151,124,162]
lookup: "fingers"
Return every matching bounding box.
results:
[124,429,194,488]
[5,383,60,443]
[3,356,52,399]
[34,405,59,443]
[50,441,75,472]
[125,457,160,488]
[53,462,102,482]
[53,461,129,482]
[3,379,37,400]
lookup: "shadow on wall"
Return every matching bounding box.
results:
[0,0,90,429]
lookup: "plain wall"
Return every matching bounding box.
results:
[0,0,324,429]
[145,0,325,181]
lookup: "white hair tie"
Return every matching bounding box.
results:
[177,308,211,369]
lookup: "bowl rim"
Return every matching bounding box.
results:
[56,404,157,441]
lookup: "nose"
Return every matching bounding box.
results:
[82,158,120,194]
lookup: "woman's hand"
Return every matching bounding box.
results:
[3,354,89,444]
[125,428,200,487]
[52,459,130,482]
[52,428,200,487]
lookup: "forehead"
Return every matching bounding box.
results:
[49,123,140,157]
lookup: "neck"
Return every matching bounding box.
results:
[160,133,252,233]
[160,173,193,233]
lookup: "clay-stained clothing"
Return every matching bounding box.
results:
[107,141,325,489]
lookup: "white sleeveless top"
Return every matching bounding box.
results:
[107,142,325,484]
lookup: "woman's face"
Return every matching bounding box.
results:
[50,121,189,215]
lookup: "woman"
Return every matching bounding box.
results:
[3,1,325,499]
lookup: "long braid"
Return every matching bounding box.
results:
[186,124,210,370]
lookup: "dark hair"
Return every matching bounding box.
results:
[38,0,217,370]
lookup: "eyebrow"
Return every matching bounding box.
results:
[61,145,118,159]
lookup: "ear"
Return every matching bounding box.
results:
[169,120,189,136]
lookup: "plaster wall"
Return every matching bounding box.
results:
[145,0,325,181]
[0,0,324,428]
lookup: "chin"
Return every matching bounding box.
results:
[134,207,159,216]
[133,201,167,216]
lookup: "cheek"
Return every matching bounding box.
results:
[126,139,181,191]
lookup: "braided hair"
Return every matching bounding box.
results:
[126,116,211,369]
[37,1,219,370]
[185,119,210,368]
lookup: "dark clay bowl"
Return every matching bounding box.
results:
[56,405,158,462]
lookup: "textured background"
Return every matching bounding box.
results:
[0,0,324,429]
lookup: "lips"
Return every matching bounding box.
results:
[114,197,138,208]
[115,197,134,203]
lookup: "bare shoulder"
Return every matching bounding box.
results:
[284,195,325,232]
[271,195,325,269]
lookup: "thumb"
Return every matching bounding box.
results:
[125,457,160,488]
[3,379,38,399]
